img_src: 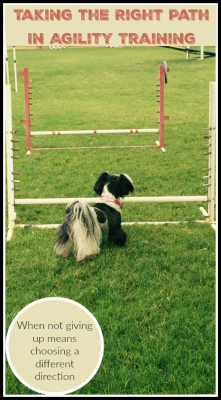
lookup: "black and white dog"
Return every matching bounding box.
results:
[54,172,134,261]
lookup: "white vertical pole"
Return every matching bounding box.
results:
[200,46,204,60]
[186,46,190,59]
[6,85,16,240]
[5,41,9,85]
[208,82,216,224]
[13,46,17,92]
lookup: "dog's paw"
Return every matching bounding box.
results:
[108,229,127,246]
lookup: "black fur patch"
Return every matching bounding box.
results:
[119,174,134,197]
[55,217,70,246]
[93,208,107,224]
[94,172,134,199]
[94,172,109,195]
[108,228,127,246]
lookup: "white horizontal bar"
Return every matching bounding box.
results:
[18,224,61,229]
[31,129,159,135]
[14,196,207,205]
[15,197,99,205]
[122,220,207,225]
[16,220,208,229]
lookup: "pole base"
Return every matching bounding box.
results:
[156,141,166,152]
[7,228,13,241]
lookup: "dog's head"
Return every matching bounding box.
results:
[94,172,134,199]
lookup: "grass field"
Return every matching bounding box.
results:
[5,46,216,395]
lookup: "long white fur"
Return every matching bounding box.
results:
[68,201,102,261]
[54,237,74,258]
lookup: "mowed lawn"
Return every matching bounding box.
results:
[5,46,216,395]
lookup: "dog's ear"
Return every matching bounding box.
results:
[119,174,134,197]
[94,172,109,195]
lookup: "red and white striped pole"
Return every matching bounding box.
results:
[156,64,169,151]
[31,128,159,135]
[158,64,169,150]
[19,68,33,153]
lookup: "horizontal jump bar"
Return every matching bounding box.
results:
[14,196,207,205]
[31,129,159,135]
[17,221,207,229]
[31,145,160,150]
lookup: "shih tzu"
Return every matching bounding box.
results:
[54,172,134,261]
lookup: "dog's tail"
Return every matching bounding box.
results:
[54,200,102,261]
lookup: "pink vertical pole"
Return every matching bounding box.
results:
[19,68,33,153]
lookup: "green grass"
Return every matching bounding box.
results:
[5,47,216,395]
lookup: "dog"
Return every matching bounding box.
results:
[54,172,134,261]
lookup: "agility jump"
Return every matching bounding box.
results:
[6,79,216,241]
[19,62,169,153]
